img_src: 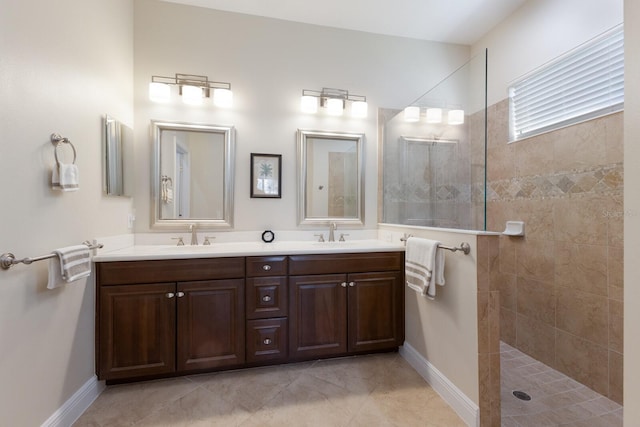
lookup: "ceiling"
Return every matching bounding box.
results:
[161,0,528,45]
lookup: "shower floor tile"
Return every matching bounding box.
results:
[500,342,623,426]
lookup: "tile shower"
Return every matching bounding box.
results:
[485,101,624,405]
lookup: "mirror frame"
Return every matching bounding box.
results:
[103,115,133,197]
[297,129,365,227]
[151,120,235,230]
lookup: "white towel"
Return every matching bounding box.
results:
[52,163,79,192]
[405,237,445,299]
[47,245,92,289]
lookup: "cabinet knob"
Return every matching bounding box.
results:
[263,338,272,345]
[349,282,356,287]
[341,282,347,288]
[166,292,175,298]
[262,295,272,302]
[262,264,272,271]
[176,291,185,298]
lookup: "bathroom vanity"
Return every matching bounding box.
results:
[94,243,404,383]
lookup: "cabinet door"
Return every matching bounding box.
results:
[176,279,245,372]
[98,283,176,380]
[347,271,404,353]
[289,274,347,360]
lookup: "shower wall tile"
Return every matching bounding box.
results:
[487,145,516,181]
[609,350,623,404]
[488,99,623,401]
[553,196,609,245]
[552,117,607,173]
[487,99,509,149]
[515,133,555,177]
[516,314,555,367]
[556,287,608,346]
[605,112,624,164]
[515,239,555,282]
[498,273,517,312]
[500,309,516,347]
[608,298,624,353]
[608,246,624,300]
[516,277,555,327]
[555,330,608,396]
[554,242,608,296]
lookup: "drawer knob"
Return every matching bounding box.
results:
[262,264,272,271]
[341,282,347,288]
[166,292,175,298]
[176,291,185,298]
[349,282,356,287]
[262,295,272,302]
[263,338,272,345]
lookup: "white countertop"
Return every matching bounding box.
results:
[93,239,405,262]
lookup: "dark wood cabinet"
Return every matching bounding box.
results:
[177,279,245,372]
[289,252,404,361]
[98,283,176,380]
[96,258,245,381]
[96,251,403,382]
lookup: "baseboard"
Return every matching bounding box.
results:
[400,343,479,427]
[41,375,105,427]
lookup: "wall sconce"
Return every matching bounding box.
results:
[403,106,465,125]
[149,73,233,107]
[300,87,367,118]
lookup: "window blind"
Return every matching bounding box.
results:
[509,25,623,141]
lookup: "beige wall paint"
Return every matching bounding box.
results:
[624,1,639,424]
[0,0,133,425]
[133,0,470,233]
[472,0,623,107]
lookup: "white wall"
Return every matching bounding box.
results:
[0,0,133,425]
[472,0,623,106]
[624,2,639,424]
[133,0,470,234]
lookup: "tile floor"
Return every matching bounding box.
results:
[74,352,466,427]
[500,342,623,427]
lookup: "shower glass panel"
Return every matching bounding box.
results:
[381,51,487,230]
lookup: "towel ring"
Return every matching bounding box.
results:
[51,133,77,164]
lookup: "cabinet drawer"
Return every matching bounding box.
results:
[246,277,288,319]
[288,252,404,275]
[97,257,245,285]
[246,256,288,277]
[246,318,288,364]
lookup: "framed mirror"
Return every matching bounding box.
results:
[297,129,365,226]
[103,115,133,197]
[151,120,235,229]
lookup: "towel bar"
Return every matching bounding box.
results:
[0,241,103,270]
[400,235,471,255]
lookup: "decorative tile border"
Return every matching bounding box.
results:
[486,163,623,202]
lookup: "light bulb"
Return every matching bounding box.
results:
[326,98,344,116]
[448,109,465,125]
[301,95,318,113]
[149,82,170,102]
[213,88,233,108]
[404,106,420,122]
[426,108,442,124]
[351,101,368,118]
[181,85,203,105]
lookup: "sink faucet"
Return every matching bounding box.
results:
[328,222,337,242]
[189,224,198,245]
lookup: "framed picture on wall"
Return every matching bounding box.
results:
[250,153,282,198]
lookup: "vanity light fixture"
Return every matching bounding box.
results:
[404,106,420,122]
[448,109,465,125]
[300,87,368,118]
[148,73,233,107]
